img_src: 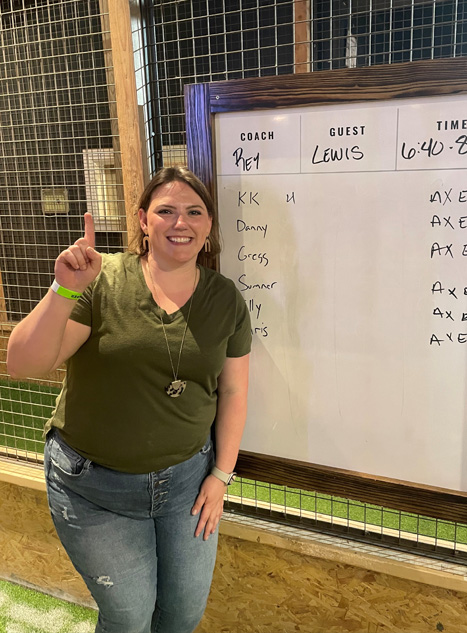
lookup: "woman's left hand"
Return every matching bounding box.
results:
[191,475,226,540]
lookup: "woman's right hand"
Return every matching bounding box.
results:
[54,213,102,292]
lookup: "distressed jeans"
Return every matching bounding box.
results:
[44,429,218,633]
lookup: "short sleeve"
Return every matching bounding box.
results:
[226,287,252,357]
[69,283,93,327]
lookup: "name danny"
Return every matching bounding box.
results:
[236,219,268,238]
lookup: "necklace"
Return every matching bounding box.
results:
[146,258,197,398]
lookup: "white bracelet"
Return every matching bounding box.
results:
[211,466,237,486]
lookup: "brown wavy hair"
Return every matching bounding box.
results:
[130,166,220,265]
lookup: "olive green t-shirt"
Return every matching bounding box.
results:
[46,252,251,473]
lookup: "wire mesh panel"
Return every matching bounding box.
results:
[0,0,126,461]
[138,0,294,171]
[135,0,467,561]
[138,0,467,171]
[312,0,467,69]
[225,479,467,562]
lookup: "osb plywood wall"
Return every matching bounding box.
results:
[1,480,467,633]
[0,480,89,603]
[204,536,467,633]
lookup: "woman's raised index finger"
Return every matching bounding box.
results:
[83,212,95,248]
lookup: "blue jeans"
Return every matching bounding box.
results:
[44,429,218,633]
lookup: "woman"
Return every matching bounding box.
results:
[7,167,251,633]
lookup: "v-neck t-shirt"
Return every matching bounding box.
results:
[45,252,251,473]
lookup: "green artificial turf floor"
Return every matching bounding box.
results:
[227,478,467,545]
[1,380,466,547]
[0,580,96,633]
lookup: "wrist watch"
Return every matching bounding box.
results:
[211,466,237,486]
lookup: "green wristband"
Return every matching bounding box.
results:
[51,280,83,301]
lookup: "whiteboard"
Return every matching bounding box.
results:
[215,94,467,492]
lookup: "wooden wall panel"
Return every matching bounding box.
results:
[2,479,467,632]
[0,482,92,606]
[202,536,467,633]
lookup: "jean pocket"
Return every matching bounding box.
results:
[48,432,92,478]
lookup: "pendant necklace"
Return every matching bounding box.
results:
[146,258,197,398]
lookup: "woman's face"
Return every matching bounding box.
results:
[138,180,212,268]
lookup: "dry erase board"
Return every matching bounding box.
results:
[216,95,467,493]
[185,58,467,520]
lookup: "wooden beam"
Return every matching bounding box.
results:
[102,0,143,247]
[236,451,467,524]
[0,268,7,325]
[294,1,311,73]
[206,57,467,113]
[0,459,45,492]
[185,83,220,271]
[185,83,214,193]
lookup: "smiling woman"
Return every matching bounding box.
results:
[139,180,212,272]
[6,166,251,633]
[133,167,221,264]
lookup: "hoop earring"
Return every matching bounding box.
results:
[204,235,211,253]
[142,235,150,253]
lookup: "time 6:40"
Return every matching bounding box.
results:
[401,135,467,159]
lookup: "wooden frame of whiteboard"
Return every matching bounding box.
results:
[184,57,467,524]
